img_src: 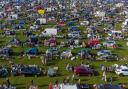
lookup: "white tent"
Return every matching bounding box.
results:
[41,28,57,36]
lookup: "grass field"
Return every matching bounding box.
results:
[0,22,128,89]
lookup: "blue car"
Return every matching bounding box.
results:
[20,65,42,76]
[97,50,111,56]
[69,26,81,32]
[19,20,26,25]
[11,65,42,76]
[77,49,91,59]
[77,49,91,56]
[0,47,13,56]
[46,47,59,55]
[11,64,22,76]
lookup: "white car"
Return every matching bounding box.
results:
[103,40,116,47]
[68,32,80,38]
[115,65,128,76]
[80,21,89,26]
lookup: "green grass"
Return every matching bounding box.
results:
[0,20,128,89]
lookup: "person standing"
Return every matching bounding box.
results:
[102,71,107,82]
[40,54,44,64]
[40,54,47,65]
[6,78,11,88]
[110,76,113,84]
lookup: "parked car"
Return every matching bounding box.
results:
[11,64,22,76]
[5,30,15,35]
[0,67,8,77]
[74,66,94,76]
[20,65,42,76]
[68,26,81,32]
[79,84,90,89]
[103,40,117,48]
[0,85,16,89]
[60,50,72,59]
[97,50,111,56]
[30,25,40,30]
[80,21,89,26]
[47,67,57,77]
[46,47,60,55]
[0,47,13,56]
[115,65,128,76]
[93,84,123,89]
[77,49,92,59]
[11,65,42,76]
[44,38,56,47]
[68,32,81,38]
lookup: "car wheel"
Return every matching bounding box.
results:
[22,74,25,77]
[35,75,38,77]
[119,73,124,76]
[91,73,94,76]
[88,74,92,77]
[76,73,80,76]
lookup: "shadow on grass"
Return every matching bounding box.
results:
[107,77,117,82]
[94,71,100,76]
[13,83,24,86]
[38,84,48,88]
[47,62,56,66]
[81,79,88,82]
[16,87,26,89]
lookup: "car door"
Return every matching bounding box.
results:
[78,68,85,75]
[122,69,128,75]
[82,68,88,75]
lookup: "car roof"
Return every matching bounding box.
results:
[96,84,122,89]
[100,50,110,52]
[120,65,128,69]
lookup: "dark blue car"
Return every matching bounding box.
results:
[0,47,13,56]
[77,49,91,56]
[20,65,42,76]
[77,49,92,59]
[0,67,9,77]
[69,26,81,32]
[11,65,42,76]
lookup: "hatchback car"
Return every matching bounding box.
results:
[68,32,81,38]
[20,65,42,76]
[115,65,128,76]
[97,50,111,56]
[47,67,57,77]
[0,67,8,77]
[74,66,94,76]
[46,47,59,55]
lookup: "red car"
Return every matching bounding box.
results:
[74,66,94,76]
